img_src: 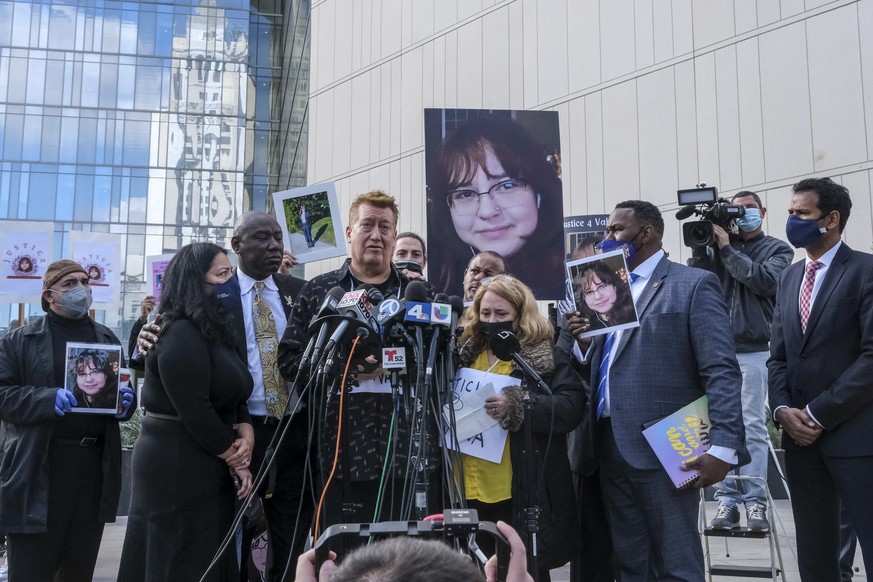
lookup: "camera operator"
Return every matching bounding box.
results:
[687,190,793,532]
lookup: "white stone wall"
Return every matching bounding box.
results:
[305,0,873,277]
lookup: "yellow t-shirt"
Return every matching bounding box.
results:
[462,351,513,503]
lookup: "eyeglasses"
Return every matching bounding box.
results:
[583,281,613,298]
[480,275,517,287]
[77,368,106,379]
[446,179,532,216]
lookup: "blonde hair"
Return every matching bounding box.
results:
[459,275,554,354]
[349,191,399,228]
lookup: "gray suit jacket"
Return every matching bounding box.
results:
[584,255,748,471]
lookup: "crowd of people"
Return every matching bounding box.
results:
[0,172,870,582]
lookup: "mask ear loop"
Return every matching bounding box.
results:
[536,193,541,209]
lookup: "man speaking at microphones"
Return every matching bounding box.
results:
[278,191,440,530]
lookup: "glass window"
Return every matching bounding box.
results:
[40,115,60,162]
[26,57,46,104]
[21,114,41,160]
[56,172,74,220]
[120,9,138,54]
[155,11,173,57]
[47,4,76,51]
[93,173,111,222]
[44,58,64,105]
[77,117,97,164]
[3,113,22,160]
[74,174,93,222]
[117,63,135,109]
[11,2,31,47]
[27,170,56,220]
[81,61,99,107]
[134,64,161,109]
[7,57,26,103]
[59,114,78,163]
[99,63,118,108]
[122,118,149,167]
[102,9,121,53]
[137,10,156,56]
[0,2,13,46]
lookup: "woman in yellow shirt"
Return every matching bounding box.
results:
[455,275,584,581]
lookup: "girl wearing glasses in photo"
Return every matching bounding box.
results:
[68,349,119,410]
[427,113,566,299]
[574,263,635,332]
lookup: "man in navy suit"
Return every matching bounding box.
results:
[768,177,873,581]
[563,200,747,580]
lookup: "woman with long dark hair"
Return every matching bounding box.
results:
[119,243,254,581]
[427,114,566,299]
[455,275,583,580]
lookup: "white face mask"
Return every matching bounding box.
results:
[52,286,93,319]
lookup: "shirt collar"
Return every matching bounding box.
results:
[236,268,277,295]
[806,240,841,268]
[630,249,665,282]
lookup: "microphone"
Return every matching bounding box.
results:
[304,286,347,369]
[676,204,697,220]
[322,287,379,355]
[488,330,552,395]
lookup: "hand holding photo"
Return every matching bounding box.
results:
[65,342,123,414]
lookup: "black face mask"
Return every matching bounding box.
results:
[479,320,514,342]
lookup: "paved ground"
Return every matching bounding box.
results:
[84,499,865,581]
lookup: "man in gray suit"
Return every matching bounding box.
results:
[564,200,747,580]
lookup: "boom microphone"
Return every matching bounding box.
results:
[676,204,697,220]
[488,330,552,395]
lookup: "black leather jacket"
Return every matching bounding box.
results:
[0,316,134,533]
[687,232,794,352]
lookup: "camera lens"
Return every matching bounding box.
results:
[683,221,715,248]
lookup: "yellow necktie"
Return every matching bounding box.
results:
[253,281,287,418]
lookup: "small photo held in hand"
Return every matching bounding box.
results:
[565,250,640,339]
[65,342,123,415]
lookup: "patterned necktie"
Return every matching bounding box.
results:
[595,272,639,418]
[800,260,823,333]
[253,281,287,418]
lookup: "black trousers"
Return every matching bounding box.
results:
[785,446,873,582]
[7,442,105,582]
[569,470,614,582]
[241,417,313,582]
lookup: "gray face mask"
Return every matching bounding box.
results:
[52,286,93,319]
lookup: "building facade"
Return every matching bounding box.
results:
[0,0,310,342]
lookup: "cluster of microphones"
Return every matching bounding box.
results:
[298,281,465,381]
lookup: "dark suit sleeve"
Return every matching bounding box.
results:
[277,279,319,381]
[807,262,873,428]
[0,333,57,425]
[688,271,747,462]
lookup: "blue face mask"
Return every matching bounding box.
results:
[735,208,763,233]
[785,214,827,249]
[211,275,241,311]
[596,232,641,261]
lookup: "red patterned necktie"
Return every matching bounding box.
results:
[799,260,823,333]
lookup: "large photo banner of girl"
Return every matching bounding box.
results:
[64,342,123,414]
[424,108,566,300]
[565,249,640,339]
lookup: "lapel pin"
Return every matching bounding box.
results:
[284,295,294,308]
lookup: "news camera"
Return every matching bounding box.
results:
[675,184,746,248]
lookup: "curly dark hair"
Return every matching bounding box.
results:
[575,262,635,326]
[426,114,565,297]
[157,243,236,347]
[793,177,852,232]
[68,349,119,409]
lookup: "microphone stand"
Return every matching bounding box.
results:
[520,377,542,582]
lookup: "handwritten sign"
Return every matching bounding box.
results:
[443,367,520,462]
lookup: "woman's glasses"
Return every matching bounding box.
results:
[446,179,532,216]
[583,281,613,298]
[77,368,106,379]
